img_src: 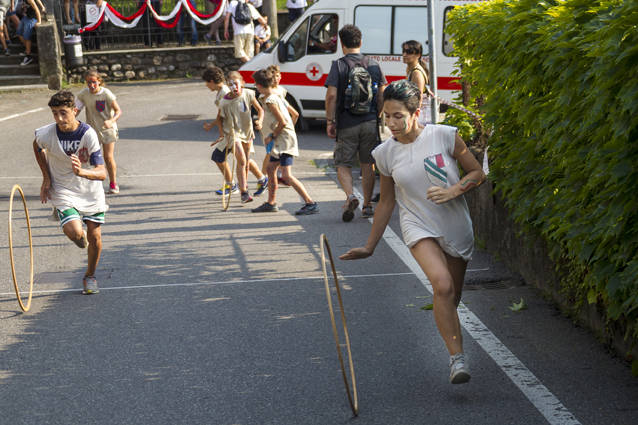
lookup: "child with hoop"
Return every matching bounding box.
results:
[340,80,485,384]
[250,68,318,215]
[33,90,108,295]
[218,71,268,203]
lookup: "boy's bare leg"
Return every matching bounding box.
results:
[280,166,312,204]
[248,158,264,180]
[234,142,247,192]
[266,162,278,204]
[102,142,117,186]
[85,221,102,278]
[62,219,87,248]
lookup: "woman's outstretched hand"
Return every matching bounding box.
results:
[339,247,373,260]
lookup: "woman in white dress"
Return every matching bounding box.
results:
[340,80,485,384]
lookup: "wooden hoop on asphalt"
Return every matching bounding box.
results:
[221,141,236,211]
[8,184,34,312]
[320,233,359,416]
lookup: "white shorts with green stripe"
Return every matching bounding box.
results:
[57,208,106,227]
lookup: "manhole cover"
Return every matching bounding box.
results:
[160,114,200,121]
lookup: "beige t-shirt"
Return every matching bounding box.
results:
[218,89,256,150]
[261,93,298,158]
[76,87,118,143]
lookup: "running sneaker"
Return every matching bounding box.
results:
[253,177,268,196]
[20,55,33,66]
[295,202,319,215]
[82,276,99,295]
[449,353,471,384]
[342,194,359,222]
[215,183,239,195]
[241,192,253,203]
[108,183,120,194]
[251,202,278,213]
[361,204,374,218]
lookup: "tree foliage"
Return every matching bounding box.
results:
[447,0,638,339]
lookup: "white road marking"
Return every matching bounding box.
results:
[0,171,334,180]
[0,107,46,123]
[352,187,581,425]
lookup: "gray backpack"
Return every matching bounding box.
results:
[341,56,374,115]
[234,1,252,25]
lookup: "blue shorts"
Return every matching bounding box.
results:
[270,153,293,166]
[17,17,37,41]
[211,147,231,163]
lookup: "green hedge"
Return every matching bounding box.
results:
[447,0,638,342]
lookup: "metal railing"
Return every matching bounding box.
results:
[53,0,224,50]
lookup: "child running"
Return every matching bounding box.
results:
[75,70,122,194]
[264,65,291,187]
[33,90,108,295]
[202,66,237,196]
[340,80,485,384]
[218,71,268,203]
[251,69,318,215]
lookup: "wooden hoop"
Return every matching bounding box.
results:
[320,233,359,416]
[221,141,236,211]
[8,184,34,312]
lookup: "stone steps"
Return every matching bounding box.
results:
[0,74,44,86]
[0,43,41,86]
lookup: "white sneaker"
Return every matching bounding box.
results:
[449,353,471,384]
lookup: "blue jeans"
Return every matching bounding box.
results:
[177,0,198,45]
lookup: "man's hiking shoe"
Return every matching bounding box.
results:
[251,202,278,213]
[342,195,359,222]
[254,177,268,196]
[215,183,238,195]
[362,204,374,218]
[449,353,471,384]
[82,276,99,295]
[295,202,318,215]
[241,192,253,203]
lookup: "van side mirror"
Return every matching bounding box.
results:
[278,41,287,63]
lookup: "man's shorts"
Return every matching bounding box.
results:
[334,120,379,167]
[270,153,293,166]
[57,208,106,227]
[233,33,254,59]
[17,17,37,41]
[211,147,231,163]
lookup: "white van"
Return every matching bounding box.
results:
[239,0,483,122]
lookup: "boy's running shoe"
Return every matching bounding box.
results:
[215,183,238,195]
[295,202,319,215]
[449,353,471,384]
[241,192,253,203]
[108,183,120,194]
[253,177,268,196]
[251,202,278,213]
[342,194,359,222]
[82,276,99,295]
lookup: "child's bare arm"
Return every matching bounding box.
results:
[251,97,264,130]
[286,103,299,125]
[265,103,287,142]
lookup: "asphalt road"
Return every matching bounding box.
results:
[0,81,636,425]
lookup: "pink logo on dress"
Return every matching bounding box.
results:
[96,100,106,112]
[434,153,445,168]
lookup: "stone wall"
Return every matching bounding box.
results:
[465,170,638,363]
[36,18,63,90]
[65,45,243,83]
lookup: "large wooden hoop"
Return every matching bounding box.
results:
[320,233,359,416]
[8,184,34,312]
[221,142,236,211]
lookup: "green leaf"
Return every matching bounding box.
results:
[420,304,434,311]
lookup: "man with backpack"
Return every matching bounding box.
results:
[325,24,387,222]
[224,0,267,63]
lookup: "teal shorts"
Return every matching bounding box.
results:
[57,208,106,227]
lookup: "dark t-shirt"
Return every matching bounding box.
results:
[325,53,387,130]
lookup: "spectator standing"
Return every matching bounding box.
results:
[286,0,306,24]
[138,0,163,47]
[204,0,223,45]
[64,0,80,25]
[324,24,387,221]
[402,39,434,125]
[0,0,13,56]
[224,0,266,63]
[177,0,198,46]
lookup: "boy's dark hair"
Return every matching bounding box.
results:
[252,69,276,88]
[202,66,225,83]
[338,25,362,49]
[48,91,76,108]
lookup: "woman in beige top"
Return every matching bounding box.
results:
[402,40,434,125]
